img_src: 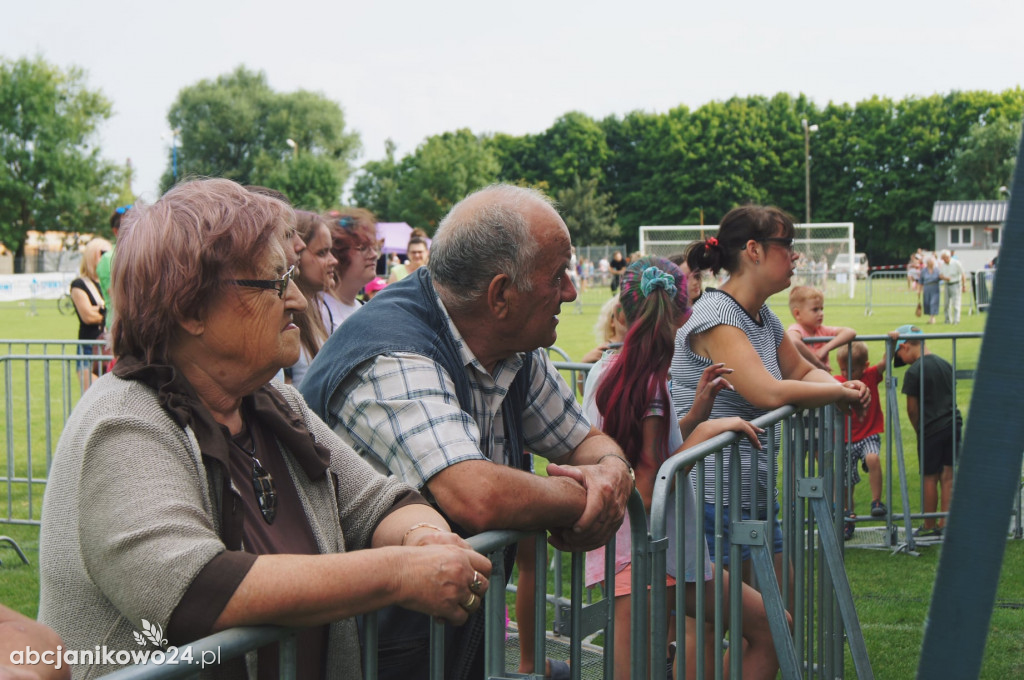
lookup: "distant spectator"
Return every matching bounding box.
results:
[938,250,966,324]
[609,251,627,293]
[786,286,856,372]
[919,256,941,324]
[363,276,387,301]
[96,205,130,306]
[388,235,429,283]
[70,237,111,392]
[324,209,379,331]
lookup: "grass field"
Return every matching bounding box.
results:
[2,276,1022,679]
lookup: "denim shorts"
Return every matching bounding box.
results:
[703,501,784,565]
[77,343,94,371]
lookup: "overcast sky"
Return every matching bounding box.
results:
[3,0,1022,203]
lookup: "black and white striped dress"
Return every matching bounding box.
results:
[669,288,784,510]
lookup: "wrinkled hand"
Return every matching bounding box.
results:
[545,461,631,552]
[404,528,471,550]
[688,363,735,424]
[395,544,492,626]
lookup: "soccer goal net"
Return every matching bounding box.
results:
[638,222,858,299]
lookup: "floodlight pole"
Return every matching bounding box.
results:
[802,119,818,224]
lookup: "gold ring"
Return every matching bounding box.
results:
[462,593,477,609]
[470,571,483,593]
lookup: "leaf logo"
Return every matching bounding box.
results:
[133,631,146,646]
[139,619,168,647]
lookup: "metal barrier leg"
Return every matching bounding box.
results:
[0,535,30,565]
[807,495,875,680]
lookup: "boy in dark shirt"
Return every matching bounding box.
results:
[891,324,963,537]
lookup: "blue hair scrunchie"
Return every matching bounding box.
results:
[639,266,677,298]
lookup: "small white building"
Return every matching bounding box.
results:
[931,200,1006,272]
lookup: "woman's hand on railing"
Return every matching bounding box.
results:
[394,543,492,625]
[836,380,870,418]
[689,417,764,451]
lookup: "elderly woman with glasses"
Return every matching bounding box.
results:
[669,205,868,597]
[322,208,380,333]
[38,179,490,680]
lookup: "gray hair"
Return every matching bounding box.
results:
[428,184,551,311]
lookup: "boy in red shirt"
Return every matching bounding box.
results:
[835,341,887,539]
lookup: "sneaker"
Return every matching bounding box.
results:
[914,526,943,538]
[870,500,888,517]
[844,511,856,541]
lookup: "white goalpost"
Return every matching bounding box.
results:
[638,222,858,299]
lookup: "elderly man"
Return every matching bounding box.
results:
[302,184,632,680]
[938,250,967,324]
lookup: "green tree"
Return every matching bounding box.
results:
[0,56,125,254]
[351,138,402,219]
[162,67,360,208]
[947,117,1022,200]
[354,129,499,231]
[556,174,620,244]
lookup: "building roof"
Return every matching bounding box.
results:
[932,200,1008,224]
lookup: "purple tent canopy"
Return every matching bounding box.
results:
[376,222,430,254]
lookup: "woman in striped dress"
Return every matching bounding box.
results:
[669,205,868,591]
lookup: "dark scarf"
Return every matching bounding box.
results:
[113,355,332,549]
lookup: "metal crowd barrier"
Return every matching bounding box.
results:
[1,339,110,527]
[650,404,872,680]
[864,270,917,316]
[102,495,651,680]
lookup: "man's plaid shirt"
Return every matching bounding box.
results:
[326,289,592,489]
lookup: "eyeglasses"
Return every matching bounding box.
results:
[351,243,379,256]
[250,457,277,524]
[762,237,795,252]
[115,204,133,215]
[233,264,295,299]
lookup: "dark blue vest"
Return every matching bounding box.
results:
[301,267,533,487]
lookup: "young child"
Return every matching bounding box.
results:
[835,341,888,540]
[890,324,963,538]
[786,285,856,373]
[584,257,779,680]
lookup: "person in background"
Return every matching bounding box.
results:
[387,231,430,283]
[609,250,627,293]
[70,237,112,392]
[38,178,490,680]
[785,285,857,373]
[919,255,941,324]
[362,276,387,302]
[890,324,962,538]
[288,211,336,387]
[834,341,888,540]
[96,205,130,306]
[671,205,869,592]
[938,250,966,324]
[323,209,379,332]
[585,257,779,680]
[668,252,706,307]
